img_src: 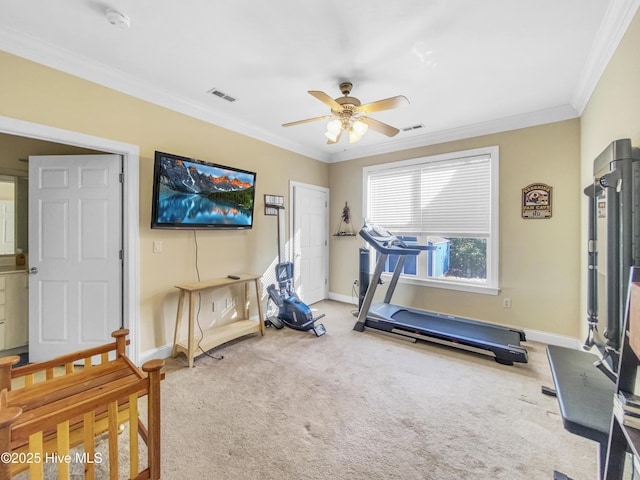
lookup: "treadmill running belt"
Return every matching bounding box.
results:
[391,309,522,346]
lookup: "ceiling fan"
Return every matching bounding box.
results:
[282,82,409,144]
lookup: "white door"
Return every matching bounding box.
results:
[29,155,123,362]
[291,182,328,305]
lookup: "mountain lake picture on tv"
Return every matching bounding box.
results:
[151,152,256,229]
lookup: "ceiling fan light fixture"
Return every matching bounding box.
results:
[349,119,368,143]
[353,119,368,135]
[325,119,342,142]
[325,130,339,142]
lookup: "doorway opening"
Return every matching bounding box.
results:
[0,115,141,364]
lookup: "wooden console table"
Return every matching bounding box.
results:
[172,274,264,367]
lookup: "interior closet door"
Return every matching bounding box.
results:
[28,154,123,362]
[291,182,328,305]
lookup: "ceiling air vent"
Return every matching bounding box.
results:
[401,124,425,132]
[207,88,237,103]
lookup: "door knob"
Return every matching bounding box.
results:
[28,267,38,275]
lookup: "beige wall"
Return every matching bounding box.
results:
[4,7,638,352]
[580,9,640,342]
[0,51,329,353]
[329,119,582,337]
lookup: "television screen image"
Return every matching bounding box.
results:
[151,151,256,229]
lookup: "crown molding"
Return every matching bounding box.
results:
[2,0,635,167]
[0,26,331,163]
[327,104,580,163]
[571,0,640,115]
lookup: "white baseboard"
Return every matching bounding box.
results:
[328,292,356,304]
[327,291,583,350]
[141,297,583,361]
[139,314,262,365]
[139,344,173,365]
[523,329,582,349]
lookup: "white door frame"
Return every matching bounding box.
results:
[289,181,329,302]
[0,115,141,364]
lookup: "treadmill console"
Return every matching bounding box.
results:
[360,223,430,255]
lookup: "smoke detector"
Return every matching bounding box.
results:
[106,8,130,29]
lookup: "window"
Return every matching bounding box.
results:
[363,146,499,294]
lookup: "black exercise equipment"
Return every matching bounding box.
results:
[353,223,528,365]
[265,262,326,336]
[546,139,640,479]
[263,200,326,336]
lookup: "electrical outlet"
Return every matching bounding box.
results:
[503,298,511,308]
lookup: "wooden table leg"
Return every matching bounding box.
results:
[187,292,195,368]
[243,282,250,319]
[172,290,186,358]
[254,278,265,335]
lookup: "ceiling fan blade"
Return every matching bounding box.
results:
[308,91,343,110]
[359,116,400,137]
[327,130,342,144]
[282,115,333,127]
[357,95,409,114]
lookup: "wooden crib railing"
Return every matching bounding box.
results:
[0,329,164,480]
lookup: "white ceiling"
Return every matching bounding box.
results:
[0,0,638,163]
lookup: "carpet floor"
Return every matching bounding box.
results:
[157,300,598,480]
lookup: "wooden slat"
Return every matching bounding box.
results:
[28,431,43,480]
[129,393,139,477]
[84,411,96,480]
[10,338,130,379]
[122,354,146,380]
[9,405,131,475]
[108,401,118,480]
[3,330,162,480]
[57,420,70,480]
[8,359,133,410]
[11,375,146,444]
[13,369,135,414]
[10,401,133,455]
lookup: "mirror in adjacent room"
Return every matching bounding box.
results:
[0,173,27,258]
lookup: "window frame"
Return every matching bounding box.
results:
[362,146,500,295]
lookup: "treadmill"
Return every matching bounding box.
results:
[353,223,528,365]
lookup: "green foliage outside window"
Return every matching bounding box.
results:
[447,238,487,279]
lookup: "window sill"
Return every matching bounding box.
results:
[382,273,499,296]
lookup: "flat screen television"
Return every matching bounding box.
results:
[151,151,256,230]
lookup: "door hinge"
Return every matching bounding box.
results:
[119,172,124,183]
[119,249,124,260]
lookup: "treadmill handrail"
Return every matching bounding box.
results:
[360,224,435,255]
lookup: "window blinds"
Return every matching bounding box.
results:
[367,154,491,236]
